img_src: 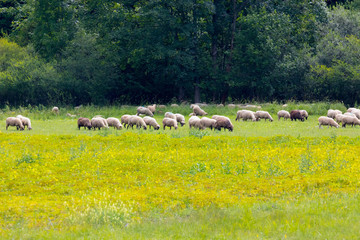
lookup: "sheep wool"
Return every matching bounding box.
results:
[106,117,123,130]
[318,116,339,128]
[162,118,178,130]
[6,117,24,131]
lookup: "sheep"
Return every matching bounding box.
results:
[327,109,342,119]
[254,111,273,122]
[106,117,123,130]
[91,117,109,130]
[52,107,59,115]
[335,114,345,124]
[147,104,156,114]
[78,117,92,130]
[16,115,32,130]
[344,112,354,116]
[227,104,236,108]
[351,109,360,119]
[236,110,256,121]
[158,105,166,108]
[277,110,290,121]
[121,115,132,128]
[299,110,308,120]
[128,116,147,130]
[165,112,176,120]
[214,116,234,131]
[136,107,154,117]
[318,116,339,128]
[341,115,360,128]
[189,116,203,130]
[174,113,186,126]
[200,117,217,130]
[6,117,24,131]
[217,104,224,107]
[191,105,207,116]
[347,108,357,113]
[290,110,304,121]
[189,113,196,117]
[66,113,76,118]
[143,116,160,130]
[171,104,179,107]
[162,117,178,130]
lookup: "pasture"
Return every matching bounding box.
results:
[1,103,360,239]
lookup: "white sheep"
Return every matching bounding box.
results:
[347,108,357,113]
[6,117,24,130]
[52,107,59,115]
[236,110,256,121]
[162,117,178,130]
[335,114,345,124]
[174,113,186,126]
[191,105,207,116]
[351,109,360,119]
[254,111,273,122]
[327,109,342,119]
[200,117,216,130]
[136,107,154,117]
[128,116,147,130]
[16,115,32,130]
[277,110,290,121]
[147,104,156,114]
[318,116,339,128]
[189,116,203,130]
[171,104,179,107]
[106,117,123,130]
[121,115,132,128]
[91,117,109,130]
[66,113,76,118]
[341,115,360,128]
[143,116,160,130]
[299,110,308,120]
[165,112,176,120]
[189,113,196,117]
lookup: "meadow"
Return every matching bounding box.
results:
[1,102,360,239]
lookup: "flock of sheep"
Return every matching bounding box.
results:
[4,105,360,131]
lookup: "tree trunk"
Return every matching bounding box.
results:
[178,86,184,101]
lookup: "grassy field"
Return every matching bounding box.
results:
[1,103,360,239]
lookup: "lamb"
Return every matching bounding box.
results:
[341,115,360,128]
[106,117,123,130]
[236,110,256,121]
[52,107,59,115]
[162,117,178,130]
[147,104,156,114]
[174,113,186,126]
[290,110,304,121]
[91,117,109,130]
[16,115,32,130]
[277,110,290,121]
[254,111,273,122]
[121,115,132,128]
[143,116,160,130]
[327,109,342,119]
[200,117,217,130]
[214,116,234,131]
[189,116,203,130]
[136,107,154,117]
[128,116,147,130]
[6,117,24,131]
[191,105,207,116]
[165,112,176,120]
[299,110,308,120]
[318,116,339,128]
[78,117,92,130]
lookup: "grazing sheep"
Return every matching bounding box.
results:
[335,114,345,124]
[351,109,360,119]
[191,105,207,116]
[236,110,256,121]
[78,117,92,130]
[200,117,217,130]
[174,113,186,126]
[52,107,59,115]
[165,112,176,120]
[341,115,360,128]
[6,117,24,130]
[91,117,109,130]
[214,116,234,131]
[136,107,154,117]
[290,110,304,121]
[347,108,357,113]
[344,112,354,116]
[66,113,76,118]
[121,115,132,128]
[147,104,156,114]
[254,111,273,122]
[128,116,147,130]
[277,110,290,121]
[16,115,32,130]
[189,116,203,130]
[143,116,160,130]
[162,117,178,130]
[318,116,340,128]
[327,109,342,119]
[106,117,123,130]
[299,110,308,120]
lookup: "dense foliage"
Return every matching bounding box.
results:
[1,0,360,106]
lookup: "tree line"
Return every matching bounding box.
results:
[1,0,360,106]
